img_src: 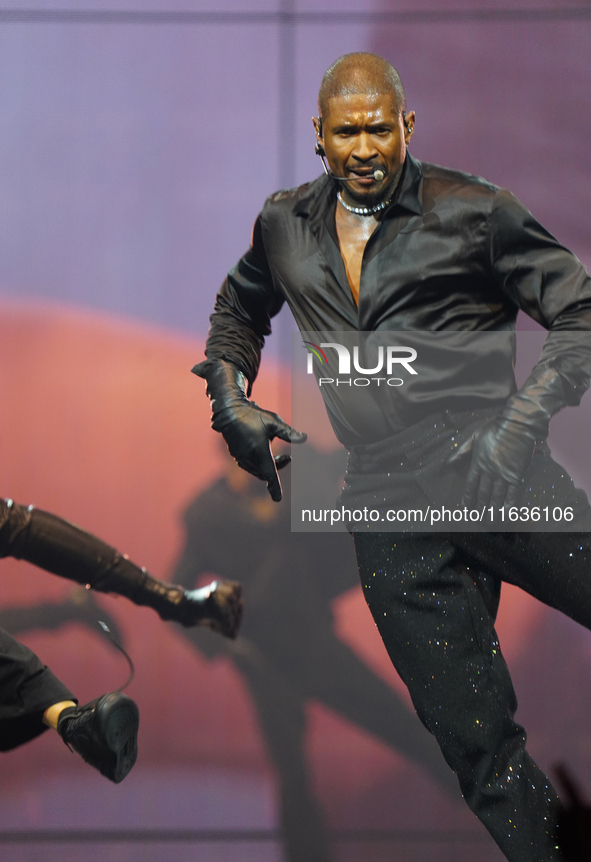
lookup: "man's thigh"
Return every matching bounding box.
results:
[352,533,519,754]
[483,441,591,532]
[456,531,591,630]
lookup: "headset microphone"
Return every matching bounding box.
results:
[315,143,385,183]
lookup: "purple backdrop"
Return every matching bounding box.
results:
[0,2,590,861]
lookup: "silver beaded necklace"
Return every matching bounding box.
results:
[337,191,392,216]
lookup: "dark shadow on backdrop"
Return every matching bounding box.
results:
[172,448,461,862]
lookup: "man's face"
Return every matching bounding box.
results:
[314,91,414,205]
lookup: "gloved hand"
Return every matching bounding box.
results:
[454,361,587,509]
[200,360,307,501]
[180,580,243,639]
[459,417,537,508]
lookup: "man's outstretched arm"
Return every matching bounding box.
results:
[193,214,306,501]
[0,499,243,639]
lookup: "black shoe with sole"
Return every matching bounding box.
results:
[57,692,139,783]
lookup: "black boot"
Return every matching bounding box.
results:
[57,692,139,783]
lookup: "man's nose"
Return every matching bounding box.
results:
[351,132,377,161]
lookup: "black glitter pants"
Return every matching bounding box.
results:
[354,530,591,862]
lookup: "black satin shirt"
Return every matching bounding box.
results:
[199,154,591,444]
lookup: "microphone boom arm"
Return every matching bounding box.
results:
[316,150,384,183]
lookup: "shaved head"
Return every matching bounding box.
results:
[318,53,406,121]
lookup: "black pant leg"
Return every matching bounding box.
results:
[354,532,563,862]
[456,531,591,630]
[0,626,75,750]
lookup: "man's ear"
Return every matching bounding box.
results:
[312,116,325,156]
[403,110,416,143]
[312,115,323,142]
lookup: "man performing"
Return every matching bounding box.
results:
[192,52,591,861]
[0,496,242,782]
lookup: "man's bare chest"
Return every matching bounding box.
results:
[335,206,381,305]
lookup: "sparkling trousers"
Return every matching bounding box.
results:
[354,530,591,862]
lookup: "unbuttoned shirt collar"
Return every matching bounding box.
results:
[293,152,424,230]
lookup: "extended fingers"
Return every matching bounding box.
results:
[504,482,524,509]
[264,414,307,445]
[463,463,509,509]
[234,450,284,500]
[462,460,481,506]
[257,444,283,501]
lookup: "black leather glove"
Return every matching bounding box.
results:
[181,580,243,639]
[459,363,585,508]
[461,417,537,508]
[194,359,307,502]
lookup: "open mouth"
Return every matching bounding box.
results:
[348,168,383,183]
